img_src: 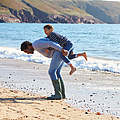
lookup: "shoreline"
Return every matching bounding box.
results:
[0,46,120,74]
[0,87,119,120]
[0,58,120,119]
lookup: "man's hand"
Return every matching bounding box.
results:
[45,49,49,54]
[61,49,68,56]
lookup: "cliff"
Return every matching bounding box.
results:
[0,0,120,24]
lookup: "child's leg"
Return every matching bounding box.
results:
[63,43,77,60]
[62,42,76,75]
[64,41,87,61]
[77,52,87,61]
[68,50,87,61]
[68,63,76,75]
[60,53,76,75]
[68,49,77,59]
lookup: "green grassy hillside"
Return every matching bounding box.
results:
[73,1,120,23]
[0,0,89,16]
[1,0,120,23]
[24,0,89,16]
[0,0,32,15]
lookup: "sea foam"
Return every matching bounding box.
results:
[0,47,120,74]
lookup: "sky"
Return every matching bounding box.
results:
[103,0,120,2]
[90,0,120,1]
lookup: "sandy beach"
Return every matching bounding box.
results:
[0,58,120,120]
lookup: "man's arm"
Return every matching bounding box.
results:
[47,40,68,56]
[47,40,62,51]
[33,39,68,56]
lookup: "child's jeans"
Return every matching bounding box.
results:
[61,41,77,64]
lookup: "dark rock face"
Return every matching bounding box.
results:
[0,19,5,23]
[8,8,40,23]
[0,12,103,24]
[41,15,103,24]
[0,2,103,24]
[0,14,21,23]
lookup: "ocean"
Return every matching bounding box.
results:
[0,23,120,73]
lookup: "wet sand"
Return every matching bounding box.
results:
[0,58,120,120]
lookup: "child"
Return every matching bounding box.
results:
[43,24,87,75]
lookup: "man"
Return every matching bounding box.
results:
[20,38,68,100]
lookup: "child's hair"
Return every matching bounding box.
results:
[20,41,32,51]
[43,24,54,31]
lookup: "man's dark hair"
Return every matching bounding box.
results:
[20,41,32,51]
[43,24,54,30]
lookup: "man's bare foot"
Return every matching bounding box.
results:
[83,52,87,61]
[69,67,76,75]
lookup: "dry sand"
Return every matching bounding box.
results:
[0,58,120,120]
[0,87,119,120]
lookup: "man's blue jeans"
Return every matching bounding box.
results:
[48,51,64,81]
